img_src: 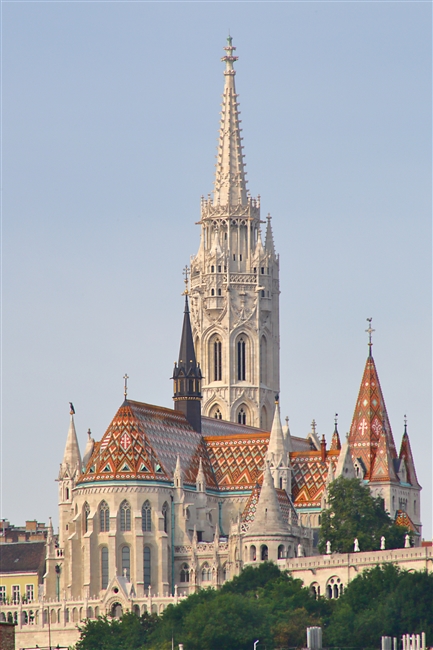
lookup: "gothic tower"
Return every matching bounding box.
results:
[189,37,280,429]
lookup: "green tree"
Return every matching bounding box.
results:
[318,477,410,553]
[75,611,158,650]
[325,564,433,649]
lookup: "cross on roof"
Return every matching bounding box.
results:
[365,317,375,354]
[182,265,190,296]
[123,374,129,399]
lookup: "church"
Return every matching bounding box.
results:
[0,39,411,644]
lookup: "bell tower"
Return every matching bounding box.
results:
[189,37,280,429]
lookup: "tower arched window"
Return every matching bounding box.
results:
[83,503,90,534]
[142,501,151,532]
[211,288,215,296]
[180,563,190,583]
[162,502,169,534]
[260,336,268,385]
[99,501,110,532]
[201,563,211,582]
[120,500,131,532]
[213,339,222,381]
[237,406,248,425]
[143,546,151,588]
[237,337,246,381]
[101,547,109,589]
[210,404,222,420]
[121,546,130,580]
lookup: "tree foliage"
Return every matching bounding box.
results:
[75,563,432,650]
[318,477,410,553]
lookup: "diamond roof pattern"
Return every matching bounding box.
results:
[204,433,268,491]
[241,483,298,532]
[399,430,421,488]
[79,400,217,488]
[349,354,397,480]
[291,451,340,508]
[395,509,419,533]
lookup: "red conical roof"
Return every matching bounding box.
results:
[369,427,398,483]
[399,426,421,488]
[349,354,397,480]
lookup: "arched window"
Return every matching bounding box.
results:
[99,501,110,532]
[237,337,246,381]
[237,407,247,425]
[217,288,221,296]
[180,563,190,583]
[213,338,222,381]
[162,502,169,534]
[260,336,267,385]
[327,585,332,599]
[201,563,211,582]
[222,563,229,581]
[260,545,268,561]
[121,546,130,581]
[83,503,90,533]
[278,544,285,559]
[101,547,109,589]
[333,584,339,599]
[260,406,267,430]
[143,546,151,588]
[210,404,222,420]
[142,501,151,532]
[249,545,256,561]
[211,288,215,296]
[120,501,131,532]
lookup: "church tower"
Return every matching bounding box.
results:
[189,37,280,429]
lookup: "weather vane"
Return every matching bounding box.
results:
[365,317,375,352]
[182,265,190,296]
[123,374,129,399]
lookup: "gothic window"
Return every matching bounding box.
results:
[210,404,222,419]
[180,563,190,583]
[237,406,248,425]
[121,546,130,580]
[83,503,90,534]
[142,501,151,532]
[66,487,69,500]
[237,338,246,381]
[260,406,267,430]
[261,290,265,297]
[261,267,264,274]
[201,563,211,582]
[260,545,268,561]
[143,546,151,588]
[249,545,256,561]
[101,547,109,589]
[218,265,221,272]
[239,254,242,261]
[99,501,110,533]
[211,265,214,273]
[218,288,221,296]
[213,339,222,381]
[222,563,229,581]
[162,502,169,534]
[278,545,285,559]
[211,289,215,296]
[120,500,131,532]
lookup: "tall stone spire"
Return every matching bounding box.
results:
[267,397,286,465]
[172,293,202,433]
[190,39,280,428]
[59,409,81,479]
[213,36,247,207]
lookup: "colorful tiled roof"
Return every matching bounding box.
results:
[241,480,298,532]
[291,451,340,508]
[79,400,217,488]
[369,427,398,483]
[349,354,397,480]
[399,427,421,488]
[204,433,268,491]
[395,509,419,533]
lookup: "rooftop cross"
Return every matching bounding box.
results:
[404,413,407,434]
[334,413,338,427]
[365,317,375,355]
[311,419,317,435]
[182,265,190,296]
[123,374,129,399]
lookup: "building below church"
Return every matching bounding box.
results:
[0,37,425,648]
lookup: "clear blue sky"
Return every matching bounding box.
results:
[2,2,431,537]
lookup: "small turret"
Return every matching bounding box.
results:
[247,463,287,536]
[82,429,95,470]
[59,405,81,481]
[265,214,275,255]
[330,414,341,450]
[172,289,202,433]
[196,458,206,493]
[267,396,292,493]
[174,455,183,490]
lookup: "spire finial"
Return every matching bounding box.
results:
[182,265,190,296]
[334,413,338,429]
[69,402,75,415]
[222,35,238,76]
[123,374,129,399]
[404,414,407,434]
[365,317,375,355]
[311,419,317,435]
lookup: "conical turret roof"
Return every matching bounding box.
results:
[349,353,397,480]
[246,463,288,536]
[267,398,286,465]
[213,36,248,207]
[399,423,421,488]
[370,427,399,483]
[173,295,202,381]
[60,413,81,478]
